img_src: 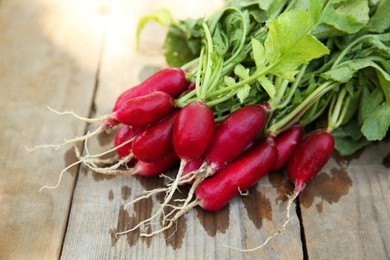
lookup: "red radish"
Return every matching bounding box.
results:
[180,157,203,185]
[240,129,335,252]
[28,68,186,151]
[131,111,178,163]
[187,82,196,91]
[111,68,186,113]
[135,137,278,237]
[165,105,268,220]
[114,125,142,158]
[113,91,174,127]
[102,68,187,129]
[173,101,215,161]
[129,151,180,177]
[287,129,334,192]
[204,105,268,173]
[195,137,277,212]
[142,101,214,227]
[271,124,304,171]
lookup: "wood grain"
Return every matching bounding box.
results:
[0,0,106,259]
[60,1,303,259]
[300,141,390,259]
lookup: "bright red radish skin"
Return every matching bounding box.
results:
[271,125,304,171]
[114,125,142,158]
[181,157,203,185]
[131,111,178,163]
[130,151,179,177]
[101,68,187,129]
[195,137,277,212]
[113,91,174,128]
[287,129,335,191]
[173,101,215,161]
[204,105,267,172]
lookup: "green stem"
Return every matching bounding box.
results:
[180,58,199,73]
[331,34,374,69]
[207,67,272,98]
[276,65,307,109]
[205,90,236,107]
[267,81,339,135]
[176,90,196,107]
[199,22,214,99]
[327,87,350,131]
[195,48,205,99]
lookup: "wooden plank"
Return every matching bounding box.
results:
[61,1,303,259]
[300,140,390,259]
[0,0,107,259]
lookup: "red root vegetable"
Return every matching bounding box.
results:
[271,124,304,171]
[114,125,143,158]
[113,91,175,128]
[196,137,277,212]
[173,101,215,161]
[134,137,277,238]
[161,105,269,223]
[134,101,215,229]
[131,111,178,163]
[180,157,203,185]
[204,105,268,174]
[287,129,334,192]
[239,129,334,252]
[129,151,180,177]
[103,67,187,129]
[28,68,186,151]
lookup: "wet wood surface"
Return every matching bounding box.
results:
[0,1,389,259]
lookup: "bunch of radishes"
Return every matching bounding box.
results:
[51,65,334,248]
[29,0,390,251]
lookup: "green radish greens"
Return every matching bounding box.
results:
[138,0,390,156]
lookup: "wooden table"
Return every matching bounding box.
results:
[1,1,389,259]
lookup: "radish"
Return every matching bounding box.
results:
[239,129,335,252]
[129,151,180,177]
[271,124,304,171]
[172,101,215,161]
[28,68,186,151]
[102,67,186,129]
[180,157,203,185]
[287,129,335,192]
[195,137,277,212]
[131,137,277,237]
[160,105,268,222]
[132,111,179,162]
[113,91,175,127]
[114,125,142,158]
[203,105,268,174]
[132,101,215,230]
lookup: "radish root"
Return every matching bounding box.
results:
[225,187,301,252]
[47,106,113,123]
[25,125,105,151]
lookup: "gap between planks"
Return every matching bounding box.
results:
[58,0,113,258]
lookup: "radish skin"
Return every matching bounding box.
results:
[271,124,304,171]
[102,68,187,128]
[113,91,175,128]
[287,129,335,191]
[196,137,277,212]
[240,129,335,252]
[173,101,215,161]
[114,125,142,158]
[204,105,268,173]
[131,111,178,163]
[140,137,277,237]
[130,151,180,177]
